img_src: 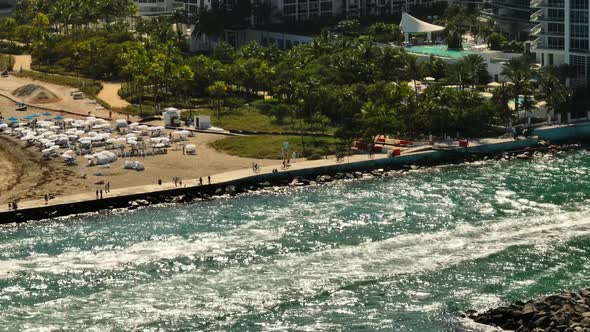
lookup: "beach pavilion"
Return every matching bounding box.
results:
[400,12,445,43]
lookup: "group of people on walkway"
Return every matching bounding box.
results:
[173,177,183,187]
[7,201,18,210]
[95,182,110,200]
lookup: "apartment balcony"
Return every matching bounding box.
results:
[530,14,564,23]
[492,0,531,11]
[531,38,565,51]
[530,0,563,9]
[530,24,564,37]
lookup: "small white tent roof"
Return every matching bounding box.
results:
[400,12,445,33]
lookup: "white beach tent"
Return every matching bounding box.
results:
[400,12,445,43]
[185,144,196,155]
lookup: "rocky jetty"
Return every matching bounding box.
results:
[466,289,590,332]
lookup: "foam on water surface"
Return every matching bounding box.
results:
[1,150,590,330]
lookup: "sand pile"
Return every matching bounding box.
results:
[13,84,61,104]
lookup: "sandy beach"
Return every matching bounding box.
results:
[0,122,275,205]
[0,74,277,205]
[0,135,92,204]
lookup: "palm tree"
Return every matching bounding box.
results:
[462,54,488,88]
[450,61,469,91]
[208,81,228,121]
[360,101,397,152]
[405,55,422,97]
[194,9,225,50]
[492,84,513,128]
[501,57,533,117]
[538,67,573,122]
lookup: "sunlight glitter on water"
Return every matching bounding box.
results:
[2,150,590,330]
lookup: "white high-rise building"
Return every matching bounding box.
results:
[531,0,590,87]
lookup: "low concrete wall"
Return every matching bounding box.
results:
[0,138,540,224]
[534,122,590,142]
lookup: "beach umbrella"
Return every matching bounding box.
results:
[8,116,17,121]
[43,111,52,116]
[54,115,64,120]
[31,113,40,118]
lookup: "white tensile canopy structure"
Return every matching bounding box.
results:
[400,12,445,43]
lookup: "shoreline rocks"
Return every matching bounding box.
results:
[466,289,590,332]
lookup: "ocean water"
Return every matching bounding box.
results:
[2,150,590,331]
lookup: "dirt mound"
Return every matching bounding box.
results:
[13,84,61,104]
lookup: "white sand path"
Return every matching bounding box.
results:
[97,82,130,109]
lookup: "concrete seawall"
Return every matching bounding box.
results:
[534,122,590,142]
[0,137,540,224]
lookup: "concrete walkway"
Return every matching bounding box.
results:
[0,152,393,213]
[0,137,532,215]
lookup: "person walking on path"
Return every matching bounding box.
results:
[208,176,211,184]
[107,182,110,192]
[100,190,103,199]
[44,194,48,205]
[199,177,203,185]
[96,189,99,199]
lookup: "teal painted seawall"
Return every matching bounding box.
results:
[534,122,590,142]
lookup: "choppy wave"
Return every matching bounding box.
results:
[1,150,590,331]
[2,206,590,330]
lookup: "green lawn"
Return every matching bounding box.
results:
[184,106,308,133]
[210,135,341,160]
